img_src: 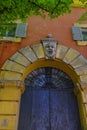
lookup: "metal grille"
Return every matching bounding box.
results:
[25,67,74,90]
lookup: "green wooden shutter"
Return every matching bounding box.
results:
[72,26,83,40]
[15,23,28,38]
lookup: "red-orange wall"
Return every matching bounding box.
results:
[0,7,87,67]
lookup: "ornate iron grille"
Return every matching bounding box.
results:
[25,67,74,90]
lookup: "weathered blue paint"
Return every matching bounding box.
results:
[18,67,82,130]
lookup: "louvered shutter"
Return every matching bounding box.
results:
[72,26,83,40]
[15,23,28,38]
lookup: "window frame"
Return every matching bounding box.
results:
[0,23,28,43]
[72,23,87,46]
[81,28,87,41]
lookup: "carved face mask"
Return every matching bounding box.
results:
[44,43,56,59]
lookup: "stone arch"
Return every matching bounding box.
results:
[0,43,87,85]
[0,43,87,130]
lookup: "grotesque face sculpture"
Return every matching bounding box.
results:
[41,34,57,59]
[44,42,56,59]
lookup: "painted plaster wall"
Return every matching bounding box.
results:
[0,7,87,67]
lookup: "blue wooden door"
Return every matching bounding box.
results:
[18,88,81,130]
[18,67,82,130]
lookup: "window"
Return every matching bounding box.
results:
[72,24,87,45]
[0,24,16,37]
[0,23,28,42]
[81,28,87,41]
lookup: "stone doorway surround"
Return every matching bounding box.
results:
[0,41,87,130]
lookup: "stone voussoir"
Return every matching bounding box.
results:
[0,71,22,80]
[19,46,37,62]
[2,59,25,73]
[70,55,87,69]
[80,75,87,85]
[31,43,45,59]
[75,65,87,75]
[10,51,31,67]
[56,45,69,60]
[63,48,80,64]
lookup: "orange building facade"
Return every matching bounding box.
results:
[0,7,87,67]
[0,6,87,130]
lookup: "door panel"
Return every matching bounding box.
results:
[18,88,33,130]
[50,90,69,130]
[50,90,81,130]
[67,91,81,130]
[18,88,82,130]
[30,89,49,130]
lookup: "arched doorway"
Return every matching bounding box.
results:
[18,67,82,130]
[0,41,87,130]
